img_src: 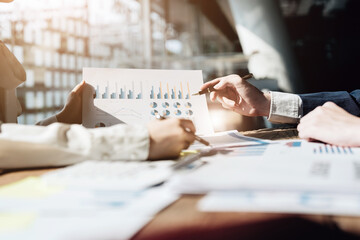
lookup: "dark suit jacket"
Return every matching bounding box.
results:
[299,90,360,116]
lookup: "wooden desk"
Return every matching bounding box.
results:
[1,128,360,239]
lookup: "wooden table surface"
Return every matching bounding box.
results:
[1,128,360,239]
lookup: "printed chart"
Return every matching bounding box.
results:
[82,68,214,135]
[312,145,354,155]
[223,145,269,157]
[95,81,143,100]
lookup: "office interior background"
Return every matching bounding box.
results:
[1,0,359,131]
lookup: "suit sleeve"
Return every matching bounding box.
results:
[299,90,360,116]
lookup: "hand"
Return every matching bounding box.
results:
[297,102,360,147]
[0,41,26,89]
[147,118,196,159]
[200,74,271,117]
[56,81,86,124]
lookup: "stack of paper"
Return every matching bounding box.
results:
[199,190,360,216]
[170,140,360,193]
[42,160,174,190]
[0,161,178,240]
[168,140,360,216]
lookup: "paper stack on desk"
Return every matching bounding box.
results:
[199,190,360,216]
[42,160,174,190]
[168,139,360,216]
[170,140,360,194]
[0,161,178,240]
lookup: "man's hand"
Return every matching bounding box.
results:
[147,118,196,159]
[200,74,271,117]
[56,81,86,124]
[297,102,360,147]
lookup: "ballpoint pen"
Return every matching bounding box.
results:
[154,113,211,147]
[171,151,202,170]
[192,73,254,96]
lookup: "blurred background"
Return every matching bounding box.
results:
[1,0,359,131]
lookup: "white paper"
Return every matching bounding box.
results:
[1,216,152,240]
[0,187,177,240]
[265,139,360,157]
[199,190,360,217]
[169,140,360,194]
[42,160,174,191]
[189,130,269,150]
[0,160,179,240]
[82,68,214,135]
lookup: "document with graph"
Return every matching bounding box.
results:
[169,140,360,194]
[82,68,214,135]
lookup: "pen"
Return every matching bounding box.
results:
[154,113,211,147]
[192,73,254,96]
[172,151,202,170]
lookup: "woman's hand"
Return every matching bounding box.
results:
[56,81,86,124]
[147,118,196,159]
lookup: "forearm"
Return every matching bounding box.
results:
[299,91,360,117]
[0,123,150,168]
[267,90,360,124]
[344,122,360,147]
[67,124,149,161]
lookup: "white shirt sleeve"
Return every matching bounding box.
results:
[0,123,149,169]
[36,115,58,126]
[267,91,303,124]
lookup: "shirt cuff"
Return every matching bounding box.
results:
[36,115,58,126]
[267,91,303,124]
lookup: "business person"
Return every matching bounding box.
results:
[200,74,360,146]
[0,0,195,168]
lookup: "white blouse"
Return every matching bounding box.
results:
[0,122,149,169]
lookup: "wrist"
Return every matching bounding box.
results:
[56,108,72,124]
[353,119,360,146]
[260,92,271,117]
[55,110,65,123]
[56,107,82,124]
[146,124,156,160]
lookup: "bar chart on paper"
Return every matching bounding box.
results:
[283,140,357,156]
[149,81,191,100]
[313,144,354,155]
[265,140,360,158]
[82,68,214,135]
[95,81,143,100]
